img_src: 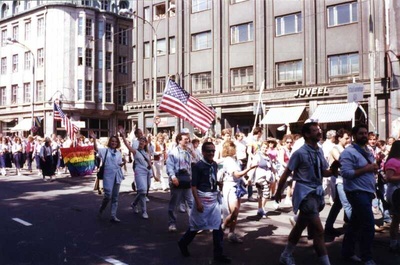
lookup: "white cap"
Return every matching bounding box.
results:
[181,128,190,134]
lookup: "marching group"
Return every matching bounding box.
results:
[3,120,400,265]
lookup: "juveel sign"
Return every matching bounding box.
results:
[294,86,328,98]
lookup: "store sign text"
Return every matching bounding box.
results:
[294,87,328,98]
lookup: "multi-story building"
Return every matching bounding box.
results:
[124,0,400,139]
[0,0,134,137]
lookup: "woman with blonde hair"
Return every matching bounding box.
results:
[219,141,257,243]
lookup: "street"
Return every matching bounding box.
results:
[1,167,399,265]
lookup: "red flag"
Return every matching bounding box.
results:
[159,79,215,133]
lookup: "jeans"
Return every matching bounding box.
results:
[101,179,121,218]
[168,187,194,226]
[326,183,352,229]
[179,227,224,257]
[342,191,375,262]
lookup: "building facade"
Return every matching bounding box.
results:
[0,0,134,138]
[124,0,400,139]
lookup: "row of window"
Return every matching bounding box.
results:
[0,17,44,46]
[0,81,127,106]
[140,52,359,96]
[0,49,44,74]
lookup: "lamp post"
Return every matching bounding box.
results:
[119,9,158,135]
[6,38,35,131]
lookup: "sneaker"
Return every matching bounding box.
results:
[364,260,377,265]
[110,216,121,223]
[279,253,295,265]
[146,197,150,202]
[142,212,149,219]
[273,201,280,210]
[228,233,243,244]
[257,209,265,217]
[289,217,296,227]
[284,198,292,207]
[179,205,186,213]
[214,255,231,264]
[247,197,258,202]
[168,224,177,232]
[177,241,190,257]
[131,203,139,214]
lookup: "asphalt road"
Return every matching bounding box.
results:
[1,167,399,265]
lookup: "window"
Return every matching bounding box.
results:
[192,0,211,13]
[144,7,150,21]
[230,66,253,91]
[11,85,18,104]
[98,51,103,69]
[23,83,31,103]
[169,37,176,54]
[169,0,176,17]
[133,46,136,61]
[86,18,92,36]
[328,53,359,80]
[37,48,44,67]
[100,0,109,11]
[276,13,302,36]
[97,82,103,102]
[12,54,18,72]
[98,21,104,38]
[118,56,127,74]
[118,27,128,45]
[1,29,7,46]
[37,17,44,37]
[105,83,112,102]
[12,25,19,41]
[81,0,91,6]
[24,21,31,40]
[117,86,127,106]
[157,39,166,55]
[328,2,358,27]
[36,81,44,101]
[77,80,83,100]
[277,60,303,86]
[85,48,92,67]
[105,52,112,70]
[144,42,150,58]
[105,23,112,40]
[78,48,83,65]
[156,77,166,94]
[0,87,6,106]
[1,57,6,74]
[13,0,20,14]
[24,52,31,70]
[192,31,212,51]
[144,79,151,100]
[192,72,212,94]
[85,80,92,101]
[78,17,83,35]
[231,22,253,44]
[154,3,166,20]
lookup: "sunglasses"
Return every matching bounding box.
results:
[204,149,216,153]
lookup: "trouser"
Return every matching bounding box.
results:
[342,191,375,262]
[325,183,351,229]
[179,226,224,257]
[133,192,147,213]
[100,179,121,218]
[26,151,33,171]
[168,187,194,226]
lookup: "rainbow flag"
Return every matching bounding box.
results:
[61,146,96,177]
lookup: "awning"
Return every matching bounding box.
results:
[309,102,359,123]
[10,119,32,131]
[260,106,305,125]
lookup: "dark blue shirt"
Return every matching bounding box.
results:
[192,160,218,192]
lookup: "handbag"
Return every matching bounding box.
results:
[176,169,191,189]
[97,149,108,180]
[235,179,248,198]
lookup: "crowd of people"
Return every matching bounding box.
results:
[2,121,400,265]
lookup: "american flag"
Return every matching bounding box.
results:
[159,79,215,133]
[53,102,79,140]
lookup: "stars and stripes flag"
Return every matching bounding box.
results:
[159,79,215,133]
[53,102,79,140]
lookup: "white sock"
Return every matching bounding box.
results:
[282,242,296,256]
[319,255,331,265]
[293,215,299,222]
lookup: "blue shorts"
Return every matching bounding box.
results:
[298,192,324,218]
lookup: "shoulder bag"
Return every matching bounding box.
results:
[97,149,108,180]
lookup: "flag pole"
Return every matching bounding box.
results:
[252,80,265,130]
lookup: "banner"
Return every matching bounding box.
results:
[61,146,96,177]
